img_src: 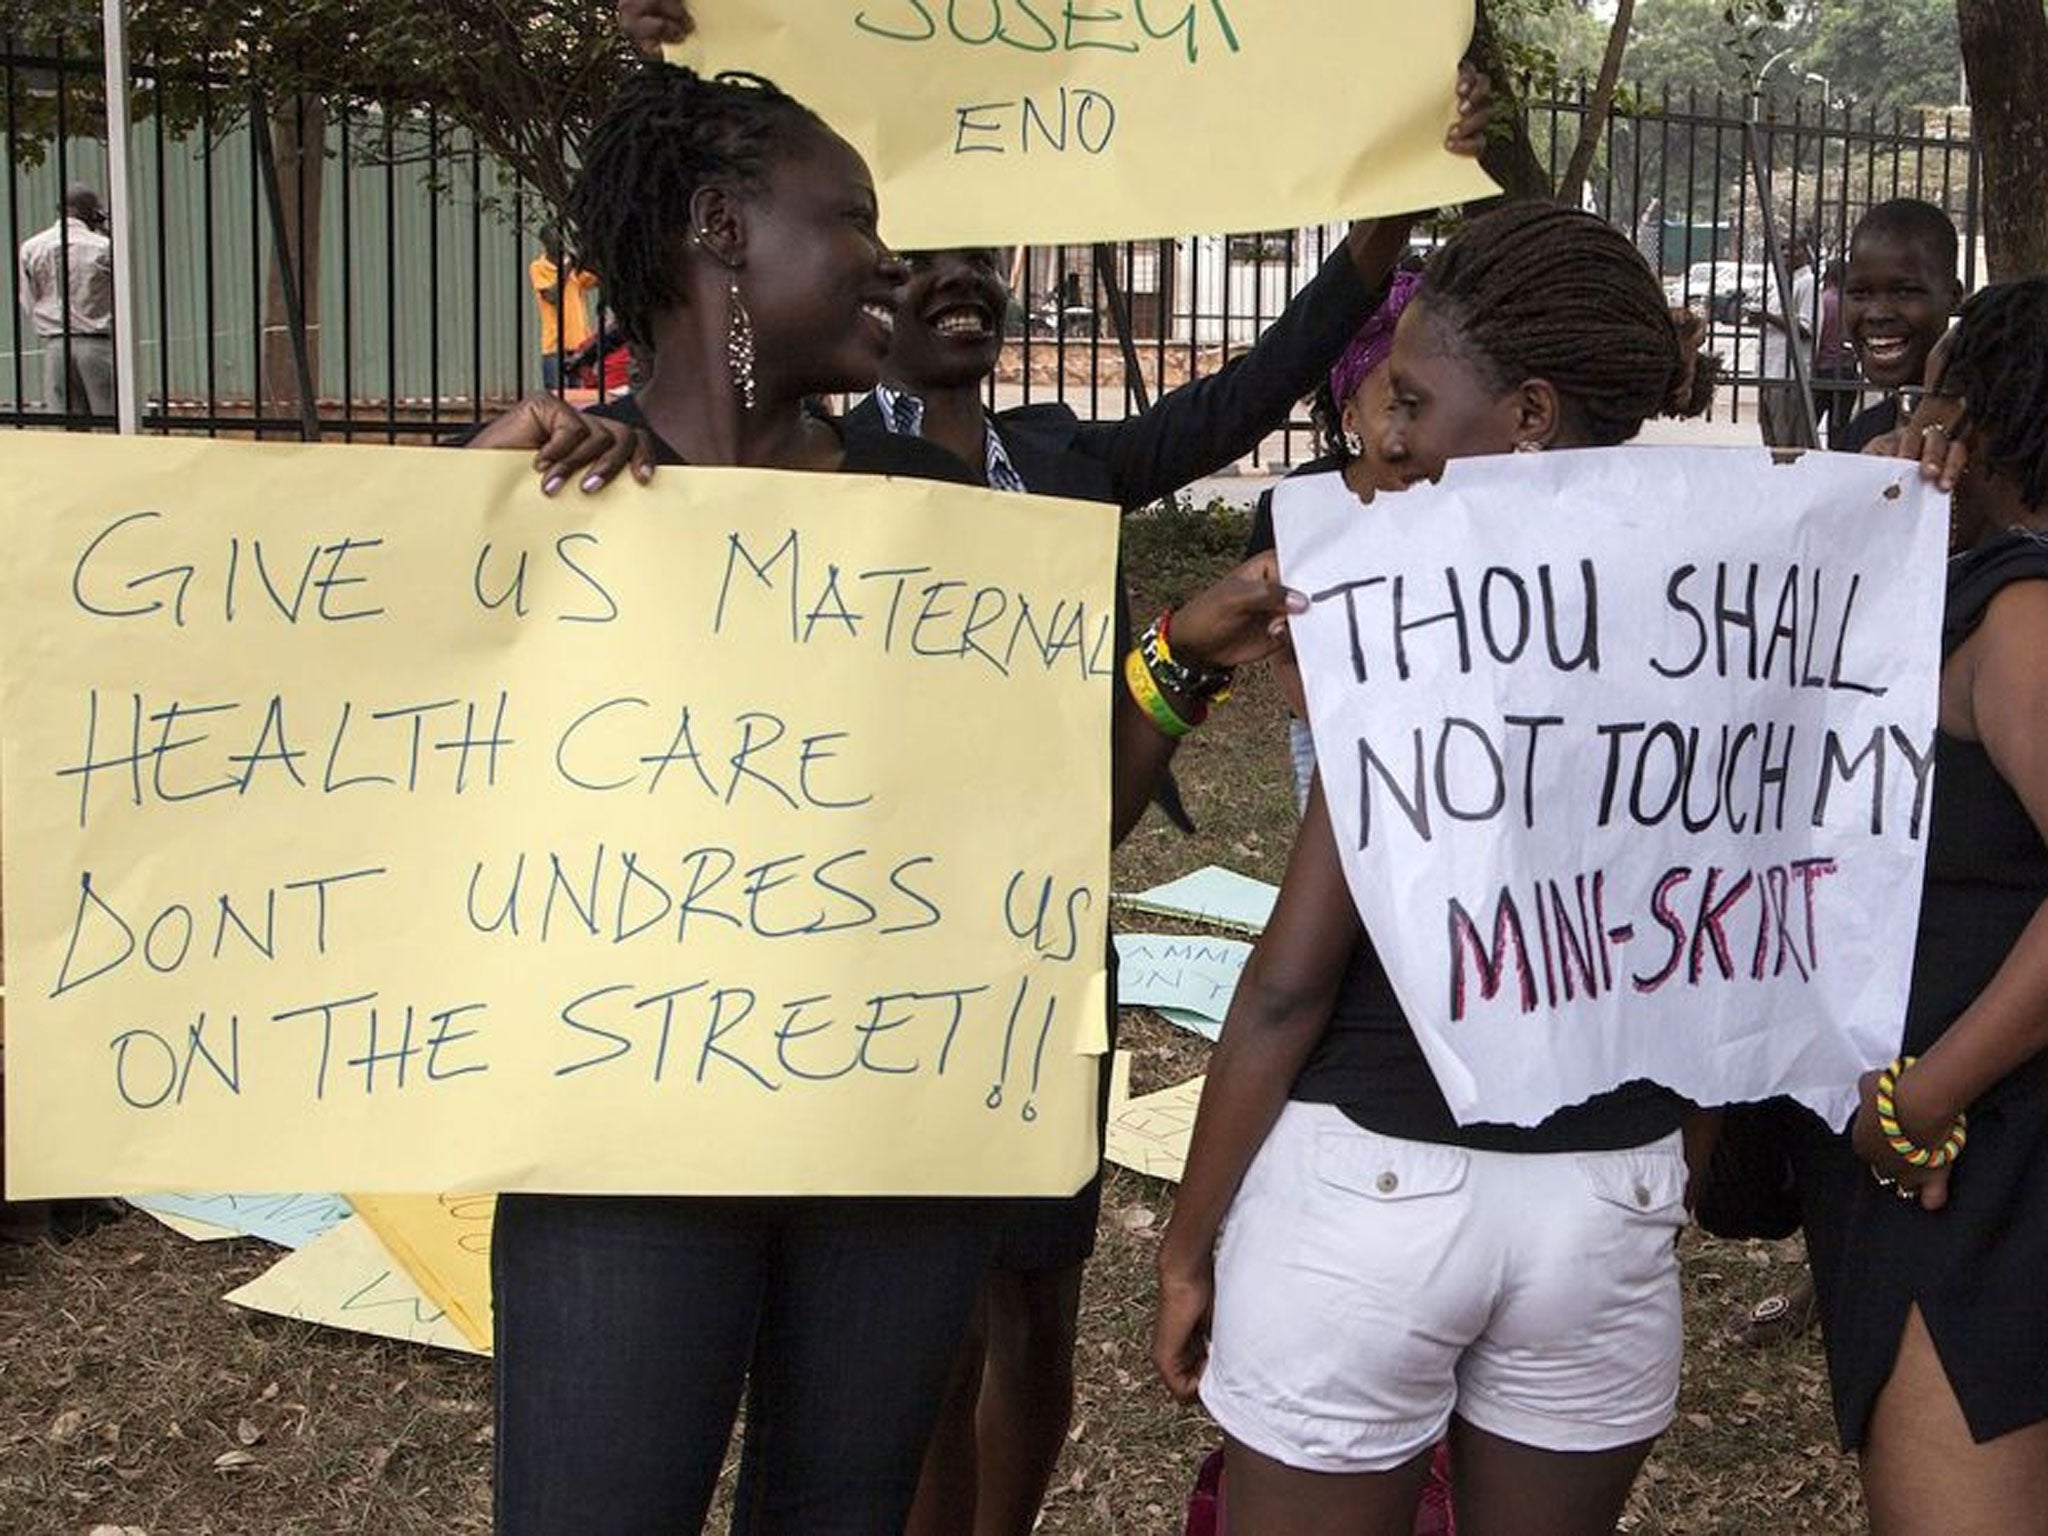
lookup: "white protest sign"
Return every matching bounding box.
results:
[1276,448,1946,1129]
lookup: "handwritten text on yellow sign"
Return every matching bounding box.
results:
[674,2,1496,248]
[0,438,1113,1200]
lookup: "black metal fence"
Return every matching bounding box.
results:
[4,38,562,440]
[3,39,1983,463]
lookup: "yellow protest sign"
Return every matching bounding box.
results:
[1104,1069,1203,1183]
[672,3,1498,249]
[351,1193,495,1350]
[0,436,1113,1200]
[224,1216,487,1356]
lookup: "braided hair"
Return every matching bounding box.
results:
[569,64,827,345]
[1937,278,2048,512]
[1416,203,1702,445]
[1309,377,1350,460]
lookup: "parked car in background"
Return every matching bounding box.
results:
[1680,260,1768,321]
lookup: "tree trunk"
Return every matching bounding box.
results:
[1468,0,1556,202]
[1556,0,1638,211]
[261,93,326,422]
[1957,0,2048,279]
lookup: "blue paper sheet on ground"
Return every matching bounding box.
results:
[1117,867,1277,934]
[1113,933,1250,1030]
[128,1193,353,1249]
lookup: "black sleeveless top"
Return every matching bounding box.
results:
[1803,527,2048,1451]
[1906,529,2048,1066]
[1290,930,1682,1151]
[1271,465,1681,1151]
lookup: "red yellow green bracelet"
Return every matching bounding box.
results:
[1873,1055,1967,1169]
[1124,646,1199,738]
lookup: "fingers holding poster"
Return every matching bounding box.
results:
[0,436,1114,1200]
[1275,447,1949,1131]
[672,3,1499,248]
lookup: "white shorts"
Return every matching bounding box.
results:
[1201,1102,1685,1474]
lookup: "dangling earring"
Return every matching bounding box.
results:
[1342,428,1365,457]
[726,274,757,411]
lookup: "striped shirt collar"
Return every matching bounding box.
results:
[872,384,1028,495]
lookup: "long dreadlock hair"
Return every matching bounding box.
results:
[1416,203,1706,445]
[1937,278,2048,512]
[568,64,827,346]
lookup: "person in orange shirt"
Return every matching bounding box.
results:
[530,224,600,390]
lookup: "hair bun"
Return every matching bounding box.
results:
[1663,306,1718,419]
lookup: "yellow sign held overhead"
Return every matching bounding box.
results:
[1,436,1112,1200]
[672,2,1496,249]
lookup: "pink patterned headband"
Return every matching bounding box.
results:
[1328,268,1422,409]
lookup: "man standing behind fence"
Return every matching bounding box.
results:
[529,224,599,391]
[1752,233,1817,449]
[17,184,115,421]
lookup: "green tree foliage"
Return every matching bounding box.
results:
[1805,0,1964,117]
[0,0,629,211]
[1627,0,1783,102]
[1625,0,1962,116]
[1489,0,1614,85]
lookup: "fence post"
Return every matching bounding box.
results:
[1092,242,1152,414]
[251,84,321,442]
[99,0,141,434]
[1743,117,1820,447]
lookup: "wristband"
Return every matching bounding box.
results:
[1124,647,1199,738]
[1142,611,1234,704]
[1873,1055,1967,1169]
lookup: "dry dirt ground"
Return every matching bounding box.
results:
[0,501,1865,1535]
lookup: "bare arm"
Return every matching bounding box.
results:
[1075,70,1492,509]
[1854,578,2048,1207]
[1111,552,1307,844]
[1152,777,1360,1400]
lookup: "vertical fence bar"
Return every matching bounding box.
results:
[6,42,23,420]
[383,108,398,441]
[1962,129,1981,290]
[427,107,442,428]
[53,27,73,426]
[340,99,356,439]
[148,54,167,430]
[512,180,528,400]
[246,97,265,432]
[201,66,218,435]
[469,132,483,422]
[150,53,168,430]
[252,86,319,441]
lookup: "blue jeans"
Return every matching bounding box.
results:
[493,1193,995,1535]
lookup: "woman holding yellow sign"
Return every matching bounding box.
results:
[470,55,1309,1536]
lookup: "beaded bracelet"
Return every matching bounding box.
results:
[1124,646,1199,738]
[1873,1055,1967,1169]
[1141,611,1234,704]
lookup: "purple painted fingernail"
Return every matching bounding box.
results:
[582,472,605,493]
[542,475,564,495]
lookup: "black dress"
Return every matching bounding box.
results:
[1804,529,2048,1449]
